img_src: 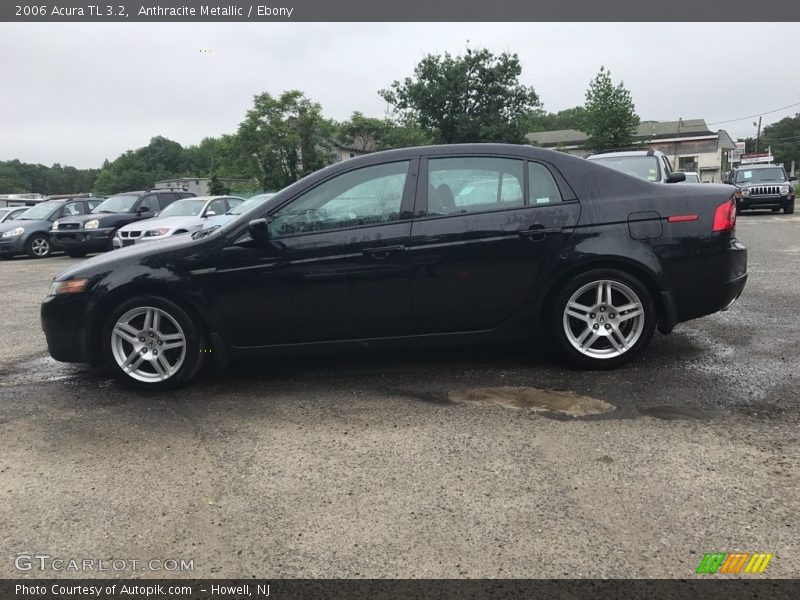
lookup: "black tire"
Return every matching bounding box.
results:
[785,199,795,215]
[550,268,656,369]
[25,234,51,259]
[65,248,88,258]
[772,207,781,213]
[101,295,207,390]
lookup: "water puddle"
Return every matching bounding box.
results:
[637,405,723,420]
[448,386,616,417]
[0,355,90,387]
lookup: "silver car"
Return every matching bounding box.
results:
[113,196,244,248]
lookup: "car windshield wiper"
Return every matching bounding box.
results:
[94,210,115,213]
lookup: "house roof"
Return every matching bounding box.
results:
[526,119,724,147]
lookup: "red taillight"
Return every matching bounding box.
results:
[712,198,736,232]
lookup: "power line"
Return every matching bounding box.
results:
[708,102,800,126]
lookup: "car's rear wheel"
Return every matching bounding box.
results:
[65,248,88,258]
[785,199,795,215]
[552,269,656,369]
[103,295,206,389]
[26,235,51,258]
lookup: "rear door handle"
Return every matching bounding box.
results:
[364,245,405,260]
[519,226,562,241]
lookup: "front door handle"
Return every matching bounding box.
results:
[519,226,562,241]
[364,245,405,260]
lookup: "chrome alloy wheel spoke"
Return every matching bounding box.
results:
[110,306,186,383]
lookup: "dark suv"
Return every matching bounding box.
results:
[727,164,796,214]
[50,189,194,257]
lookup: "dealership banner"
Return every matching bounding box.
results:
[3,579,800,599]
[3,0,800,21]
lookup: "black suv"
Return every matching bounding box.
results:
[50,189,194,257]
[727,164,796,214]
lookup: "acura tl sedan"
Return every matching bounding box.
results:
[41,144,747,389]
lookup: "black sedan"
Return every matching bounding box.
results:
[41,144,747,389]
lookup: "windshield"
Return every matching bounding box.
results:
[91,194,139,213]
[159,198,208,218]
[15,201,60,220]
[228,193,275,215]
[591,156,661,182]
[735,167,786,184]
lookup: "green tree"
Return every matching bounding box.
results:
[759,114,800,168]
[336,112,433,151]
[207,173,228,195]
[236,90,335,191]
[582,67,639,151]
[379,47,541,144]
[525,106,587,133]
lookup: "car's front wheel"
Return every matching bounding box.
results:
[102,295,206,389]
[785,199,795,215]
[26,235,51,258]
[551,269,656,369]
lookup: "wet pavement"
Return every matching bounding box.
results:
[0,213,798,578]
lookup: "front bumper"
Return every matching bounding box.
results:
[0,235,25,256]
[41,292,93,363]
[50,227,115,252]
[738,194,793,210]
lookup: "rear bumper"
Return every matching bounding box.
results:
[670,237,748,324]
[51,227,114,252]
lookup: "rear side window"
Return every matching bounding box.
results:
[157,193,178,209]
[528,162,563,205]
[427,157,524,216]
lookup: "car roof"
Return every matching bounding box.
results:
[172,195,238,202]
[587,150,662,159]
[733,164,782,170]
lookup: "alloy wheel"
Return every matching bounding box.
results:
[110,306,186,383]
[562,279,645,359]
[31,237,50,256]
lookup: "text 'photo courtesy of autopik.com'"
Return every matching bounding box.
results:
[1,1,800,599]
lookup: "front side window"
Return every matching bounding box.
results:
[269,161,409,237]
[206,199,227,216]
[427,157,524,215]
[61,202,84,217]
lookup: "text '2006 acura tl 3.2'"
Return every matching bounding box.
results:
[41,144,747,389]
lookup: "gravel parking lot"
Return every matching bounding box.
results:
[0,213,798,578]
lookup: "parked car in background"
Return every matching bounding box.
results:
[41,144,746,389]
[679,171,701,184]
[726,164,795,214]
[193,193,277,239]
[587,149,686,184]
[50,189,194,257]
[0,206,29,223]
[0,197,103,259]
[113,196,244,248]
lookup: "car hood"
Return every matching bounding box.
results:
[118,216,204,232]
[53,232,208,282]
[0,218,50,233]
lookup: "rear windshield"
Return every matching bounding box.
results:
[734,167,786,184]
[591,156,661,182]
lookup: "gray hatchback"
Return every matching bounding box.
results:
[0,197,103,259]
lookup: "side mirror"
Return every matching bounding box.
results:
[723,180,732,185]
[205,211,216,217]
[666,172,686,184]
[248,218,270,242]
[789,176,797,182]
[137,205,150,213]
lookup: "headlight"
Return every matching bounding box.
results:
[84,219,100,230]
[780,185,790,195]
[1,227,24,238]
[144,228,171,237]
[741,188,750,197]
[51,221,59,230]
[47,278,89,296]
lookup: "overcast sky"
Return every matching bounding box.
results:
[2,22,797,169]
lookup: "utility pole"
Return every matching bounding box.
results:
[754,116,762,154]
[675,117,683,167]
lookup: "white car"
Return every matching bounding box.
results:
[192,193,278,239]
[113,196,244,248]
